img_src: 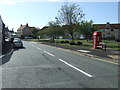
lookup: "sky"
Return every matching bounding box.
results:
[0,0,119,32]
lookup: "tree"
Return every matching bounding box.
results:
[37,21,65,42]
[31,27,39,38]
[78,20,99,40]
[37,26,49,39]
[47,21,65,42]
[56,3,85,42]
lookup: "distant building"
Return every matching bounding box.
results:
[4,26,9,38]
[94,22,120,40]
[8,29,15,38]
[17,23,32,38]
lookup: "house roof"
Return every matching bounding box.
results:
[17,25,26,30]
[93,23,120,29]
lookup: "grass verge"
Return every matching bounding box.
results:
[23,39,120,50]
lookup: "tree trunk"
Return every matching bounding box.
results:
[71,34,74,43]
[52,36,55,43]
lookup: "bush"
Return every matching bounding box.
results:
[69,42,76,45]
[64,41,69,43]
[59,41,69,43]
[115,39,120,42]
[69,41,82,45]
[60,41,65,43]
[77,41,82,45]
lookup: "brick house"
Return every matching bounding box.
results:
[94,22,120,40]
[17,23,32,38]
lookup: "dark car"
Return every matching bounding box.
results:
[13,38,23,48]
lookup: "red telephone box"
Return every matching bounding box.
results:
[92,31,102,49]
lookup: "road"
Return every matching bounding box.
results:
[1,41,118,88]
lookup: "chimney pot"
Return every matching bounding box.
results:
[26,23,28,26]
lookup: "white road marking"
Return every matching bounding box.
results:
[58,59,93,77]
[77,50,90,53]
[85,54,94,57]
[30,42,37,44]
[36,47,41,50]
[32,45,42,51]
[44,51,54,57]
[31,45,35,47]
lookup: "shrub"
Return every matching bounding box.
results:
[69,42,76,45]
[65,41,69,43]
[77,41,82,45]
[69,41,82,45]
[60,41,65,43]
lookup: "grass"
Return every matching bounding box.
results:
[103,41,120,50]
[24,38,120,50]
[59,43,92,49]
[55,39,120,50]
[23,39,50,42]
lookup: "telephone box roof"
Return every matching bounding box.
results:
[93,31,102,35]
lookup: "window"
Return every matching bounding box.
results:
[111,29,114,31]
[102,29,105,32]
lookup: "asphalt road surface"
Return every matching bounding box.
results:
[1,41,118,88]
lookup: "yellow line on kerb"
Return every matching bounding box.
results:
[92,57,118,65]
[39,43,119,65]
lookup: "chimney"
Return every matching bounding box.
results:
[12,28,14,31]
[106,22,110,28]
[26,23,28,26]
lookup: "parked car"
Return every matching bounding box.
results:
[5,37,10,42]
[14,38,21,41]
[13,38,23,48]
[25,36,33,39]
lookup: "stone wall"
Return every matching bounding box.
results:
[0,16,3,55]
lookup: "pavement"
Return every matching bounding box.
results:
[40,42,119,64]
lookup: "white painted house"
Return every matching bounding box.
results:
[94,22,120,40]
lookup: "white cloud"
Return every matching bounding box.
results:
[31,0,119,2]
[0,0,26,5]
[0,0,119,5]
[0,0,15,5]
[25,0,119,1]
